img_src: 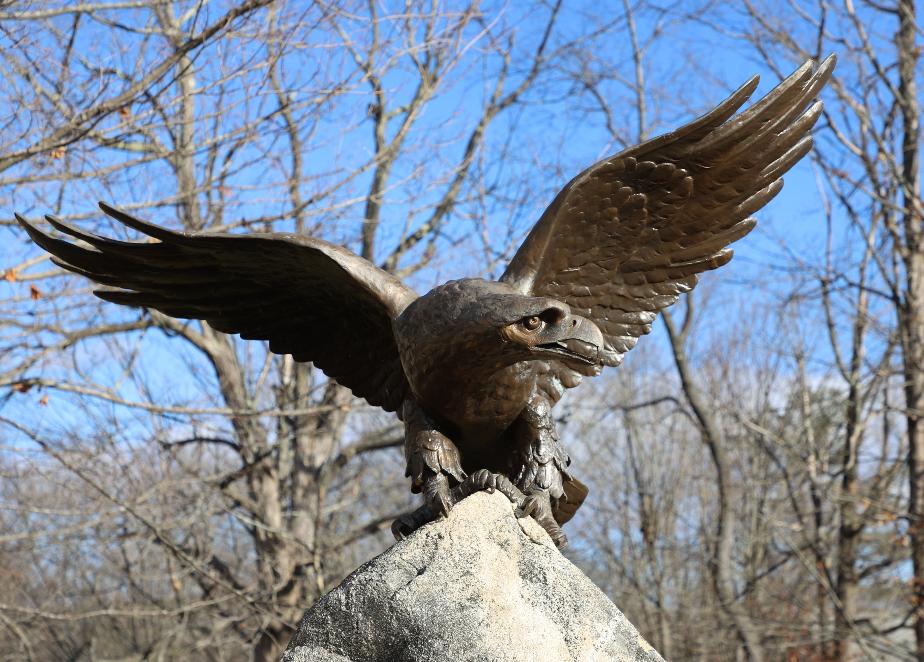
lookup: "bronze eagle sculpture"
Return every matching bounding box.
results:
[18,57,834,548]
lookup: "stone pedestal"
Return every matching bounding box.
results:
[283,491,663,662]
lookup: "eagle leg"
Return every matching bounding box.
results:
[509,394,573,548]
[401,400,466,517]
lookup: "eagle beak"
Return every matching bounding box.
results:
[534,315,604,366]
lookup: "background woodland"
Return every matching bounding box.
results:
[0,1,920,660]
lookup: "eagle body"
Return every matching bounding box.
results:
[394,278,604,487]
[19,57,835,547]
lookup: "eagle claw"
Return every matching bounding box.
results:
[470,468,496,493]
[468,472,569,548]
[391,470,568,548]
[391,513,419,541]
[517,493,568,549]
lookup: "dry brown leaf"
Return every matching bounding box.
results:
[3,269,16,283]
[29,285,42,300]
[38,394,49,406]
[877,511,898,524]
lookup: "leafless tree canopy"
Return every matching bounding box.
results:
[0,1,919,661]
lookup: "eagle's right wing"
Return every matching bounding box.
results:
[18,203,418,412]
[502,57,834,373]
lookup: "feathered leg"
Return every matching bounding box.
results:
[393,398,532,541]
[401,399,466,518]
[510,395,573,547]
[392,397,581,548]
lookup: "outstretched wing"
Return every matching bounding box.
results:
[17,203,418,412]
[502,56,835,372]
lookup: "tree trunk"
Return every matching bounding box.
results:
[833,379,860,660]
[253,370,351,662]
[833,266,870,659]
[664,310,764,662]
[897,0,924,657]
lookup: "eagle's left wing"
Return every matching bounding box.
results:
[17,203,417,412]
[502,56,834,385]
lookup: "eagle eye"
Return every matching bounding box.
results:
[522,316,542,331]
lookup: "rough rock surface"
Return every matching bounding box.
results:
[282,491,663,662]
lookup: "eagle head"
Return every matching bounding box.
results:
[395,279,606,381]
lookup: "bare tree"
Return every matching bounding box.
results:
[4,2,916,661]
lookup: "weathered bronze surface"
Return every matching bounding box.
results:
[18,57,834,548]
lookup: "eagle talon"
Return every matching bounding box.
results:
[457,470,526,507]
[391,514,417,541]
[515,494,540,519]
[471,468,497,493]
[517,493,568,549]
[390,504,436,541]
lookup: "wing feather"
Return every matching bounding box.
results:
[502,56,835,386]
[18,204,417,412]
